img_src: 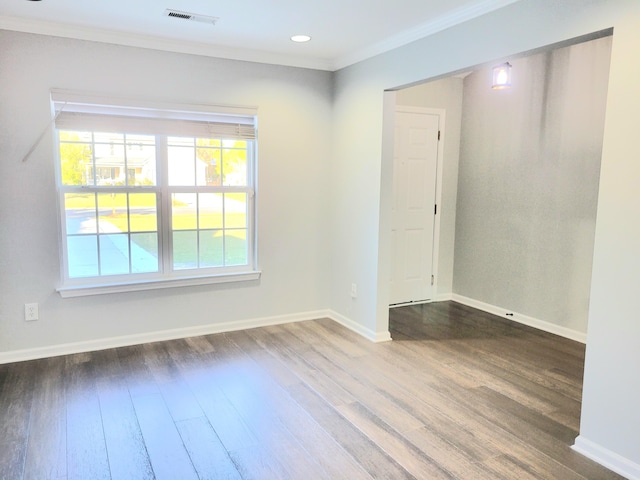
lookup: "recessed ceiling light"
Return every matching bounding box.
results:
[290,35,311,43]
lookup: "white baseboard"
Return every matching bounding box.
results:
[389,292,452,308]
[573,436,640,480]
[0,309,393,364]
[451,294,587,343]
[390,299,431,309]
[0,310,333,365]
[328,310,392,343]
[0,294,582,363]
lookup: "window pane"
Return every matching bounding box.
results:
[59,131,92,142]
[98,193,128,232]
[58,120,255,283]
[172,193,196,230]
[65,193,96,234]
[94,132,124,143]
[224,230,248,266]
[95,140,125,186]
[199,193,223,229]
[129,193,157,232]
[222,147,247,186]
[224,193,247,228]
[196,148,221,186]
[67,235,99,277]
[131,233,159,273]
[168,139,196,186]
[197,138,221,148]
[168,136,194,147]
[173,230,197,270]
[126,134,155,145]
[100,234,130,275]
[59,132,94,186]
[126,134,156,186]
[199,230,224,267]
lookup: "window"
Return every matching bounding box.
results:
[52,91,259,297]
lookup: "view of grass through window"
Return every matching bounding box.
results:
[59,130,253,279]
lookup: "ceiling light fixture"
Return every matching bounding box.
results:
[290,35,311,43]
[492,62,512,89]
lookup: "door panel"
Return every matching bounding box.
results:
[390,110,439,305]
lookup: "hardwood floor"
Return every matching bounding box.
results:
[0,301,623,479]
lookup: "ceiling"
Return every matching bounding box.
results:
[0,0,521,71]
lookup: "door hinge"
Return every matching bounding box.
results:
[431,275,435,286]
[437,130,441,141]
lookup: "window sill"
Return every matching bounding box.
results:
[57,270,262,298]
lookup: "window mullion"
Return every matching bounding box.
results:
[90,132,97,186]
[196,191,201,269]
[94,192,102,276]
[193,139,201,269]
[126,192,133,274]
[157,135,172,275]
[59,189,69,281]
[246,141,256,269]
[221,189,227,266]
[124,133,129,187]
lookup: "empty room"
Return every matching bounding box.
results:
[1,0,639,479]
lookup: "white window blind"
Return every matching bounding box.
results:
[51,90,257,140]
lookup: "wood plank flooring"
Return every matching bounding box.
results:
[0,301,623,479]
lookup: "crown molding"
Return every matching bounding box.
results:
[1,0,522,72]
[0,15,334,71]
[332,0,522,70]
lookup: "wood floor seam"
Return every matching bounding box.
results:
[0,301,624,480]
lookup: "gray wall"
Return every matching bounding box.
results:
[453,36,612,334]
[330,0,640,472]
[0,31,333,354]
[395,77,464,300]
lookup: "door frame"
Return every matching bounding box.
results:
[390,104,446,307]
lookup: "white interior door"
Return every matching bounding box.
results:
[390,108,440,306]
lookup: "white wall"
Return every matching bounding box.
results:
[0,31,333,355]
[395,77,464,300]
[454,36,611,336]
[331,0,640,475]
[575,9,640,475]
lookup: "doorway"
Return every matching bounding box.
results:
[382,33,611,340]
[390,107,441,306]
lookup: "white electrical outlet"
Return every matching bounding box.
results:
[25,303,39,321]
[350,283,358,298]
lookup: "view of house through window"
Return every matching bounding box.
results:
[54,96,257,287]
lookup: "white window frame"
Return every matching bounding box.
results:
[52,91,260,298]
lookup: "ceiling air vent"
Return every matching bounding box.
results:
[164,9,219,25]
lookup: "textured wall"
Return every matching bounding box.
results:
[453,36,612,334]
